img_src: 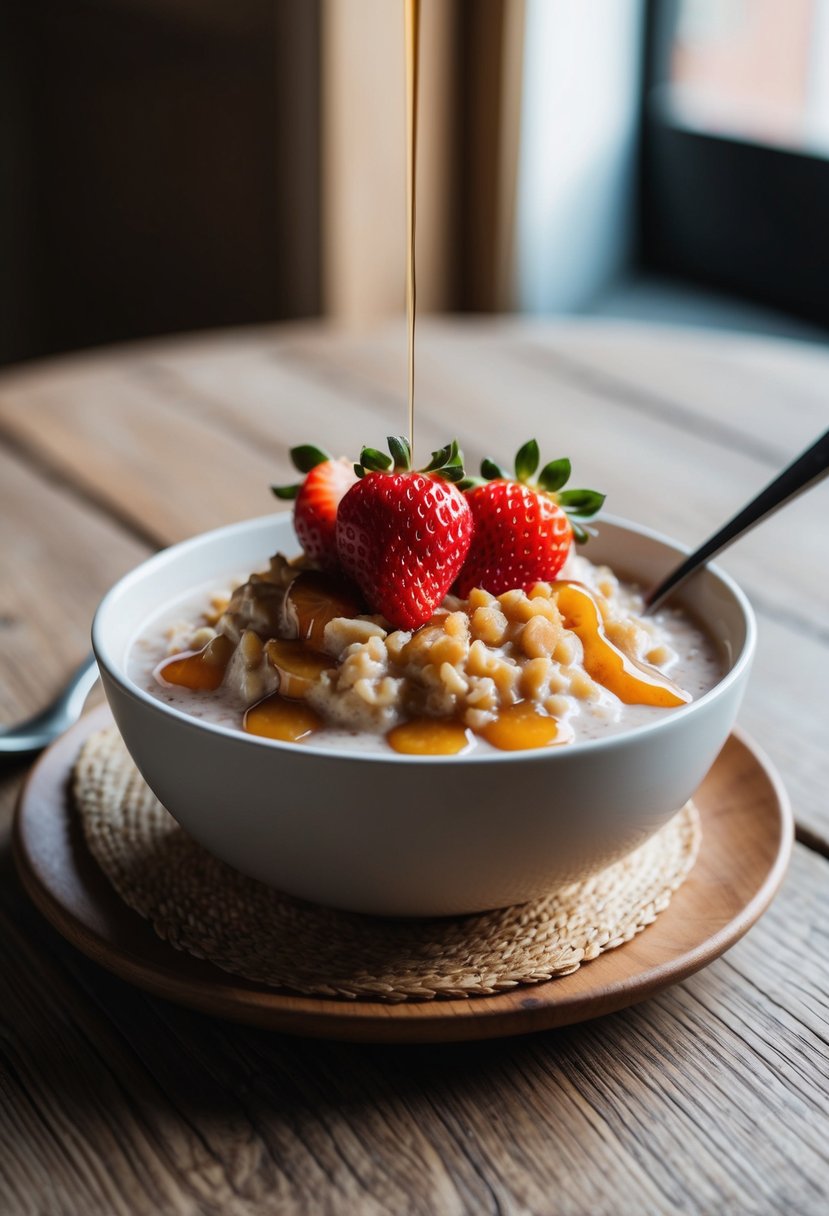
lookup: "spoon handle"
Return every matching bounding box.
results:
[644,428,829,613]
[0,652,98,754]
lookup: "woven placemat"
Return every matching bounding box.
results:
[72,727,701,1003]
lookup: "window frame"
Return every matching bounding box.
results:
[639,0,829,329]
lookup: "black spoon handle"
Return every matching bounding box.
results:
[644,428,829,614]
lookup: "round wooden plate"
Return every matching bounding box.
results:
[13,705,792,1043]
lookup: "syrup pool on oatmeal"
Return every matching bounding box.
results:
[126,548,722,758]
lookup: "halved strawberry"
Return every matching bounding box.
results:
[453,440,604,597]
[336,437,473,630]
[273,445,357,569]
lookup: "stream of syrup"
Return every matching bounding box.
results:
[404,0,420,458]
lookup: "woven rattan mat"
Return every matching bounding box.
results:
[72,728,701,1003]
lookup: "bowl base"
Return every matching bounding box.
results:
[14,706,791,1042]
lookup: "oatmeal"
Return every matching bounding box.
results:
[127,549,721,757]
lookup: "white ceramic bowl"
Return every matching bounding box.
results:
[92,513,755,916]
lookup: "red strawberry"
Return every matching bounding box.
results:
[273,445,357,569]
[336,437,473,630]
[453,440,604,597]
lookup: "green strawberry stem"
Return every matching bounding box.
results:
[538,458,570,493]
[272,443,332,499]
[271,483,300,500]
[514,439,539,482]
[354,436,466,483]
[466,439,605,543]
[388,436,411,469]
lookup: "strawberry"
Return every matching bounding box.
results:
[273,445,357,569]
[453,440,604,597]
[336,437,473,630]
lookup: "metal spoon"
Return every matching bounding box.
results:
[644,428,829,613]
[0,652,99,756]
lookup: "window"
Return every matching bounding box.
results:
[642,0,829,328]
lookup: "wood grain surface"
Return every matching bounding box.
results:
[1,320,828,1213]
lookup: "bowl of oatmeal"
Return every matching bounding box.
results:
[92,512,754,916]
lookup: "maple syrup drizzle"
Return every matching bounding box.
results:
[388,717,472,756]
[156,636,233,692]
[553,582,691,708]
[480,702,572,752]
[156,581,692,751]
[404,0,420,456]
[245,695,322,743]
[156,574,692,753]
[284,570,362,651]
[263,638,335,700]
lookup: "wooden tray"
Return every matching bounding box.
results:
[13,705,792,1043]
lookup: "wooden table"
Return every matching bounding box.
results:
[1,319,827,1215]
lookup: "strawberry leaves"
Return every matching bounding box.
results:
[271,482,300,501]
[387,435,412,470]
[455,436,603,596]
[472,440,604,545]
[557,488,605,514]
[557,488,605,543]
[479,457,508,482]
[514,439,540,483]
[537,458,571,494]
[272,432,602,610]
[356,447,394,475]
[354,436,467,482]
[422,439,466,482]
[272,444,333,499]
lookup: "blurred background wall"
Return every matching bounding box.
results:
[2,0,829,366]
[0,0,321,364]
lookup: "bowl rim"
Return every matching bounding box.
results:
[92,511,757,765]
